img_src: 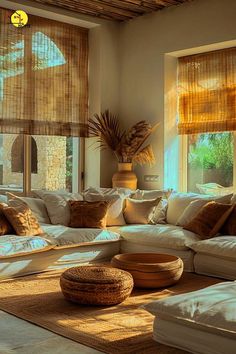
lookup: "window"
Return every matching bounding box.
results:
[11,135,37,174]
[187,132,234,193]
[0,8,88,194]
[178,47,236,194]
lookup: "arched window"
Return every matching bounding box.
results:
[11,136,38,174]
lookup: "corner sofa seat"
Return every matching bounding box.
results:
[190,236,236,280]
[109,224,200,272]
[0,223,121,280]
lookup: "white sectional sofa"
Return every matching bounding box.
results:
[0,188,236,281]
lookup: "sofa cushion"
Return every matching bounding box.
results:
[184,202,234,239]
[110,224,199,250]
[36,192,83,226]
[7,194,50,224]
[143,281,236,335]
[131,189,171,200]
[83,193,126,226]
[69,200,109,229]
[0,234,55,258]
[124,198,162,224]
[0,203,14,235]
[41,223,120,249]
[83,187,132,197]
[3,199,43,236]
[189,236,236,260]
[167,192,233,225]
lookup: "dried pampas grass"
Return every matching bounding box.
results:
[88,110,158,166]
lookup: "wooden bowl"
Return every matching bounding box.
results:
[111,253,183,288]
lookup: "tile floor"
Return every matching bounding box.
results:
[0,311,102,354]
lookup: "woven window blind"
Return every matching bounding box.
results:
[0,8,88,137]
[178,47,236,135]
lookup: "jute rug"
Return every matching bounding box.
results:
[0,271,221,354]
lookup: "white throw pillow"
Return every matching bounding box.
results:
[36,192,83,226]
[83,193,126,226]
[131,189,171,200]
[177,194,233,226]
[6,193,50,224]
[83,186,132,197]
[151,198,168,224]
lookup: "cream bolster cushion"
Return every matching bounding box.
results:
[143,281,236,334]
[123,197,162,224]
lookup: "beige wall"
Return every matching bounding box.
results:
[118,0,236,189]
[3,0,236,190]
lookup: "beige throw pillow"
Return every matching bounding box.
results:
[184,202,234,239]
[124,197,162,224]
[83,193,126,226]
[2,202,43,236]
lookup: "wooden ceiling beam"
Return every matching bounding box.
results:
[27,0,192,21]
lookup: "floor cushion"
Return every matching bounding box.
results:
[143,281,236,354]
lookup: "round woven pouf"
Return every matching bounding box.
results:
[60,266,134,305]
[111,253,183,289]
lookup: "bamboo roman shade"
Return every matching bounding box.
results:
[178,47,236,135]
[0,8,88,137]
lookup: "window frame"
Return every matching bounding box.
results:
[21,134,84,195]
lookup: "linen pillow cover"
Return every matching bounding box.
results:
[2,202,43,236]
[83,193,126,226]
[69,200,109,229]
[184,201,234,239]
[123,197,162,224]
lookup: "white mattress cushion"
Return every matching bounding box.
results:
[0,234,55,258]
[144,281,236,335]
[109,224,199,250]
[189,236,236,260]
[41,224,120,249]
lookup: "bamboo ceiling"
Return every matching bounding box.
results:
[30,0,192,21]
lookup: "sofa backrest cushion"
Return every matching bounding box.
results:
[131,189,171,200]
[167,192,233,225]
[6,193,50,225]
